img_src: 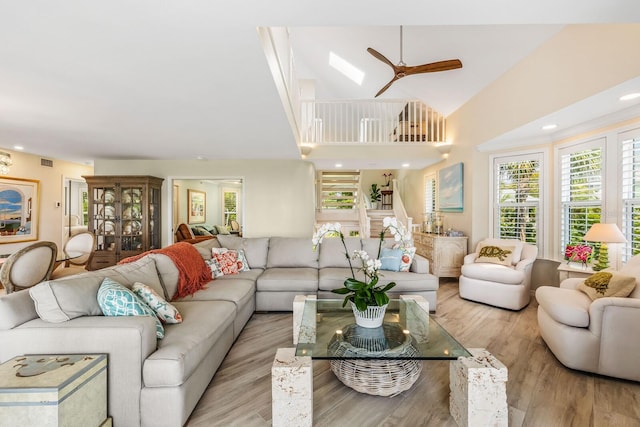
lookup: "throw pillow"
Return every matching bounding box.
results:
[132,282,183,324]
[97,277,164,339]
[215,225,231,235]
[379,248,403,272]
[212,250,240,275]
[205,258,224,278]
[29,275,104,323]
[475,245,515,266]
[398,246,417,272]
[235,248,251,272]
[578,272,637,300]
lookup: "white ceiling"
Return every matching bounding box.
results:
[1,1,640,168]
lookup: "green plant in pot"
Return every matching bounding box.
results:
[369,184,381,208]
[312,218,411,327]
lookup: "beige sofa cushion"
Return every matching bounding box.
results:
[535,286,592,328]
[267,237,318,268]
[216,236,269,269]
[0,290,39,330]
[318,237,361,268]
[257,267,318,292]
[28,256,162,323]
[460,262,524,285]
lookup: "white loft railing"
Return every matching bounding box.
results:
[300,99,446,144]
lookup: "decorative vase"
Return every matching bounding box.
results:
[350,302,388,328]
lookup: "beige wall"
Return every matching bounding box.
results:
[94,159,316,246]
[0,148,93,255]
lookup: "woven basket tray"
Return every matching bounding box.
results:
[328,323,423,396]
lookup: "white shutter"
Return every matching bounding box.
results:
[621,128,640,262]
[558,141,603,256]
[320,171,359,209]
[493,154,541,246]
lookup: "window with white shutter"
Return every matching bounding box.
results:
[621,128,640,262]
[493,153,542,249]
[424,173,437,215]
[558,140,603,258]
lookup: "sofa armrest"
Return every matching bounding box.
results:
[515,257,535,272]
[410,254,429,274]
[559,277,585,290]
[463,252,478,265]
[588,297,640,337]
[0,316,158,427]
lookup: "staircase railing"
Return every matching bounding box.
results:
[359,187,370,238]
[391,179,413,238]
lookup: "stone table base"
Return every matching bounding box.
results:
[272,348,313,427]
[449,348,508,427]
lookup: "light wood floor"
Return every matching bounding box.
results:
[186,281,640,427]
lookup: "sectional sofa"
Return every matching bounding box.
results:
[0,235,438,427]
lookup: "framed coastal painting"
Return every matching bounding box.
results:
[0,177,40,243]
[438,162,464,212]
[188,189,206,224]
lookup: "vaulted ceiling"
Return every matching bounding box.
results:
[1,1,639,168]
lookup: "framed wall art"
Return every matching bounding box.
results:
[188,189,206,224]
[438,162,464,212]
[0,177,40,243]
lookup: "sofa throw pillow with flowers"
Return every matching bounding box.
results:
[211,248,240,275]
[133,282,183,324]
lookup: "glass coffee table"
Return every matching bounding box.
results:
[272,295,508,427]
[294,296,471,396]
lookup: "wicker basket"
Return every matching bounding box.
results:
[350,302,387,328]
[328,323,423,396]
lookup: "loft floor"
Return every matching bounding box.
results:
[186,281,640,426]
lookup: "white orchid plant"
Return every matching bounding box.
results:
[312,218,411,311]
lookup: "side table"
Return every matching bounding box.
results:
[557,263,595,282]
[0,354,110,427]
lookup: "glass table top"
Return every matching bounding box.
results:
[295,299,471,360]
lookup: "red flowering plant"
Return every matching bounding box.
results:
[564,244,592,267]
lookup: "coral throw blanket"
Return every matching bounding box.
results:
[119,242,212,299]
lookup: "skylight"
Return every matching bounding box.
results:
[329,52,364,85]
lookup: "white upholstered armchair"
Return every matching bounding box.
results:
[459,238,538,310]
[536,255,640,382]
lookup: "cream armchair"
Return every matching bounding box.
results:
[536,256,640,382]
[459,238,538,310]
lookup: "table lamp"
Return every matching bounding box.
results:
[583,223,627,271]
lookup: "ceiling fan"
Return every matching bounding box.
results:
[367,26,463,97]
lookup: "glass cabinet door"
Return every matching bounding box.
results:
[90,185,117,255]
[148,186,161,250]
[120,184,143,255]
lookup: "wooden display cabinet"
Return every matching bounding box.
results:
[84,175,163,270]
[414,232,468,278]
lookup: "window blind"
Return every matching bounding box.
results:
[320,171,359,209]
[493,155,541,246]
[621,129,640,262]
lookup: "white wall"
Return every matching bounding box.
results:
[94,159,316,246]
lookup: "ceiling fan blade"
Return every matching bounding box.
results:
[375,75,400,98]
[405,59,463,75]
[367,47,395,69]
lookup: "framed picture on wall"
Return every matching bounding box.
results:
[0,177,40,244]
[188,189,206,224]
[438,162,464,212]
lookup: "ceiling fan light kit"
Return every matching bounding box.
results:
[368,26,463,97]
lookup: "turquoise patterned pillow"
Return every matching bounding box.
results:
[132,282,183,324]
[97,277,164,339]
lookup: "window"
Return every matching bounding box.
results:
[558,140,603,257]
[493,154,542,248]
[621,128,640,262]
[223,191,238,226]
[424,173,436,216]
[319,171,359,209]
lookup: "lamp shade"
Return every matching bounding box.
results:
[583,223,627,243]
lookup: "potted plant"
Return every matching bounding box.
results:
[369,184,381,209]
[312,218,411,328]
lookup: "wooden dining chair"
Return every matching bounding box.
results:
[0,241,58,294]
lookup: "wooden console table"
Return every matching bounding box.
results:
[414,233,468,278]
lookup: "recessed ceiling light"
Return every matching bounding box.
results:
[402,163,410,168]
[329,52,364,85]
[13,145,23,150]
[542,124,557,131]
[335,163,343,168]
[620,92,640,101]
[196,155,207,160]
